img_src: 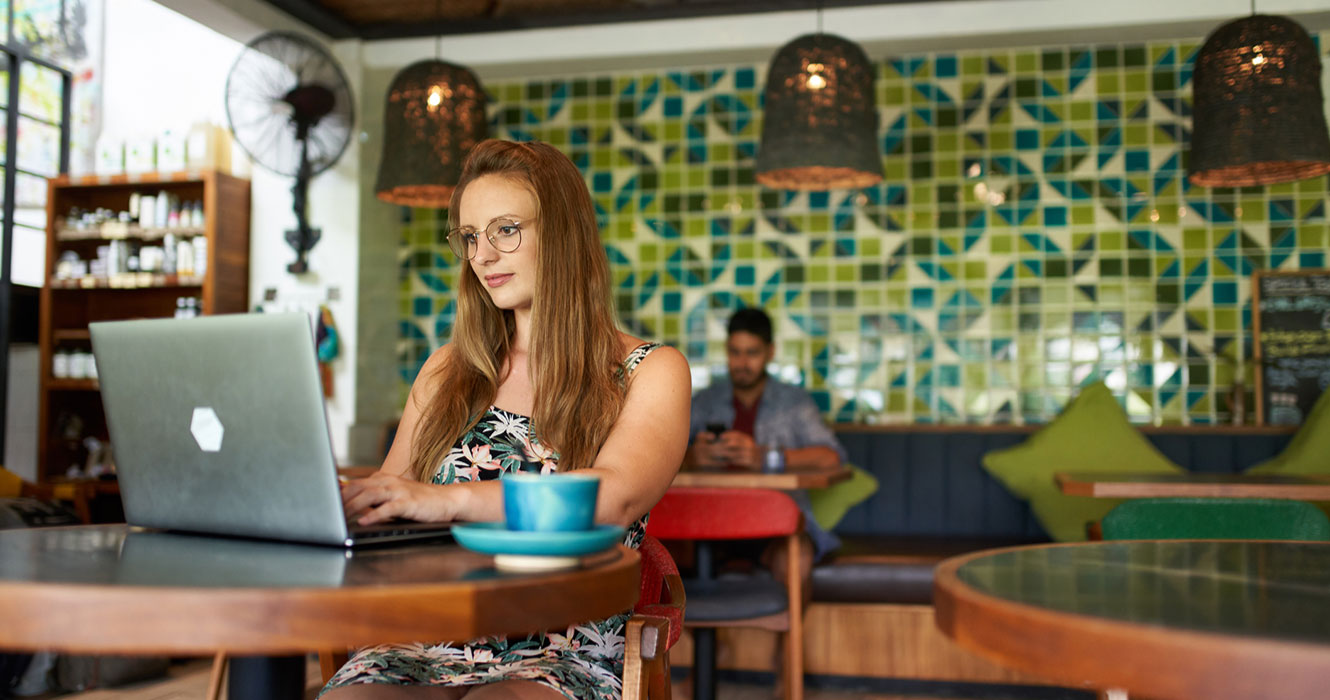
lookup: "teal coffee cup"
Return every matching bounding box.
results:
[502,473,600,531]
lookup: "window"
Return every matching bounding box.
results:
[1,1,78,461]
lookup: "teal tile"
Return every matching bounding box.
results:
[389,35,1308,425]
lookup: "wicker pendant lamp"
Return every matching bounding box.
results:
[375,59,488,207]
[1188,13,1330,187]
[754,31,882,190]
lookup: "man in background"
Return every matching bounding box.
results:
[685,307,846,592]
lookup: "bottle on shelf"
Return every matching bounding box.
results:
[55,251,79,280]
[67,350,91,380]
[154,191,170,231]
[52,350,71,379]
[193,236,207,277]
[174,297,201,319]
[162,233,177,274]
[139,194,156,228]
[176,237,194,276]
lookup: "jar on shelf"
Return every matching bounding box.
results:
[52,350,71,379]
[67,350,92,379]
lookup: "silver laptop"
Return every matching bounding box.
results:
[90,312,452,547]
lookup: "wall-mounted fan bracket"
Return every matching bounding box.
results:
[285,225,321,274]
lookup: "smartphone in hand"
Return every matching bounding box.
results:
[705,422,727,440]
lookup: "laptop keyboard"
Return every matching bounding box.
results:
[348,518,454,541]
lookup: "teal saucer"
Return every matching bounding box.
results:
[452,522,625,558]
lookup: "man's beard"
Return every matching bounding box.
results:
[731,369,767,392]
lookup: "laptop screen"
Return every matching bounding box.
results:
[91,313,351,546]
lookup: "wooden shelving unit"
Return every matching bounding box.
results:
[46,379,100,392]
[37,170,251,481]
[47,274,205,289]
[56,225,206,241]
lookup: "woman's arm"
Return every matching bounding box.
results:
[581,345,692,526]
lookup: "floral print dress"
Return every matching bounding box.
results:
[322,343,661,700]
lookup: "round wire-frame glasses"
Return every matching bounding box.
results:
[447,217,527,260]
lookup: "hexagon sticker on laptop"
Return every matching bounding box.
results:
[190,407,224,452]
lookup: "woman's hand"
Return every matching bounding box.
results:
[341,472,462,525]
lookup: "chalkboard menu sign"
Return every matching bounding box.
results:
[1252,270,1330,425]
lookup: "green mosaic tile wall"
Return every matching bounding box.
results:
[396,35,1330,425]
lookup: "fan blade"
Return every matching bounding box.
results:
[225,31,355,178]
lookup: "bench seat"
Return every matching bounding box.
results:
[811,535,1045,604]
[810,426,1296,606]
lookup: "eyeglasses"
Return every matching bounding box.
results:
[447,217,529,260]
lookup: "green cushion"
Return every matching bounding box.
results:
[1247,388,1330,476]
[1101,497,1330,541]
[982,382,1183,541]
[808,464,879,531]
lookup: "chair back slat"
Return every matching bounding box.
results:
[636,534,669,612]
[635,534,684,650]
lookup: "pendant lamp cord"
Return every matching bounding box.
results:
[1251,0,1256,15]
[816,0,824,35]
[435,0,443,59]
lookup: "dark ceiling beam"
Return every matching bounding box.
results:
[265,0,953,41]
[261,0,358,39]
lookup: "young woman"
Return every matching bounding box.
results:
[322,140,691,700]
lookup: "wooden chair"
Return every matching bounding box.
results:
[311,535,686,700]
[622,534,686,700]
[645,487,805,700]
[1102,497,1330,541]
[0,466,86,526]
[206,652,229,700]
[0,466,22,498]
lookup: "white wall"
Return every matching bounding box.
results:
[100,0,361,462]
[5,347,39,481]
[101,0,238,140]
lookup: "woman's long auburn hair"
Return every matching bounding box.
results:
[409,140,626,481]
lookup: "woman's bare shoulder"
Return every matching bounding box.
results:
[409,343,455,398]
[423,342,455,370]
[618,333,687,376]
[618,332,645,353]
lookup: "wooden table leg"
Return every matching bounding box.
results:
[206,652,227,700]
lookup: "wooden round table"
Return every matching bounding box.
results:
[670,464,851,489]
[0,524,640,655]
[934,540,1330,700]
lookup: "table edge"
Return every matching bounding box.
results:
[1053,471,1330,499]
[932,541,1330,699]
[0,541,640,655]
[671,466,851,489]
